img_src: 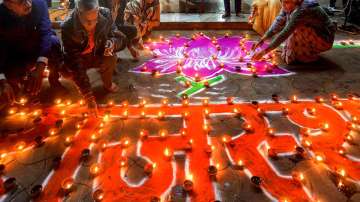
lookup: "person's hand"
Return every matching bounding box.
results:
[252,49,267,61]
[0,81,15,105]
[251,38,265,52]
[27,62,46,96]
[87,97,98,117]
[104,39,115,56]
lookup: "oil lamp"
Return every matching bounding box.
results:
[267,128,275,136]
[157,111,165,120]
[164,147,172,160]
[90,163,102,176]
[159,129,168,139]
[182,111,190,120]
[182,99,189,107]
[202,98,209,106]
[306,107,316,115]
[55,98,62,105]
[337,168,346,177]
[315,96,325,103]
[144,163,155,175]
[79,99,85,106]
[93,189,105,202]
[8,107,17,115]
[61,178,74,193]
[183,174,194,193]
[65,100,72,106]
[139,99,147,107]
[315,154,324,163]
[162,98,169,106]
[291,95,298,103]
[19,97,27,105]
[64,136,74,146]
[15,141,26,151]
[227,97,234,105]
[140,129,148,140]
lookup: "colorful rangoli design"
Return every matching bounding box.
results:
[131,33,293,97]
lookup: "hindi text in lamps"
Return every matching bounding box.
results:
[183,174,194,193]
[90,163,102,176]
[61,178,74,194]
[93,189,105,202]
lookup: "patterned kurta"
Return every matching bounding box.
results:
[124,0,160,39]
[264,0,336,64]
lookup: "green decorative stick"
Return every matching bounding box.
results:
[175,75,226,98]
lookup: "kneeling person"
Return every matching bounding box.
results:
[62,0,126,114]
[0,0,63,105]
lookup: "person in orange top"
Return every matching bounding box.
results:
[62,0,126,115]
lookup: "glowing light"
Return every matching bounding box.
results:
[291,95,298,103]
[315,96,325,103]
[19,97,27,105]
[8,108,17,115]
[203,98,209,106]
[91,133,99,142]
[65,100,72,106]
[267,128,275,136]
[103,114,110,122]
[307,107,316,115]
[61,178,74,191]
[159,129,168,138]
[139,99,147,107]
[93,189,105,201]
[122,139,130,147]
[141,111,146,118]
[315,154,324,162]
[182,111,190,119]
[49,128,58,136]
[32,110,41,117]
[79,99,85,106]
[186,173,193,181]
[65,136,73,146]
[162,98,169,106]
[107,100,114,107]
[90,163,102,175]
[182,99,189,106]
[337,168,346,177]
[60,109,66,116]
[15,141,26,151]
[322,123,330,131]
[238,160,243,167]
[157,111,165,119]
[164,147,172,160]
[19,111,26,116]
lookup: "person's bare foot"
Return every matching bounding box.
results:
[128,46,139,62]
[104,82,119,93]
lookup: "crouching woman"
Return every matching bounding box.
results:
[252,0,337,64]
